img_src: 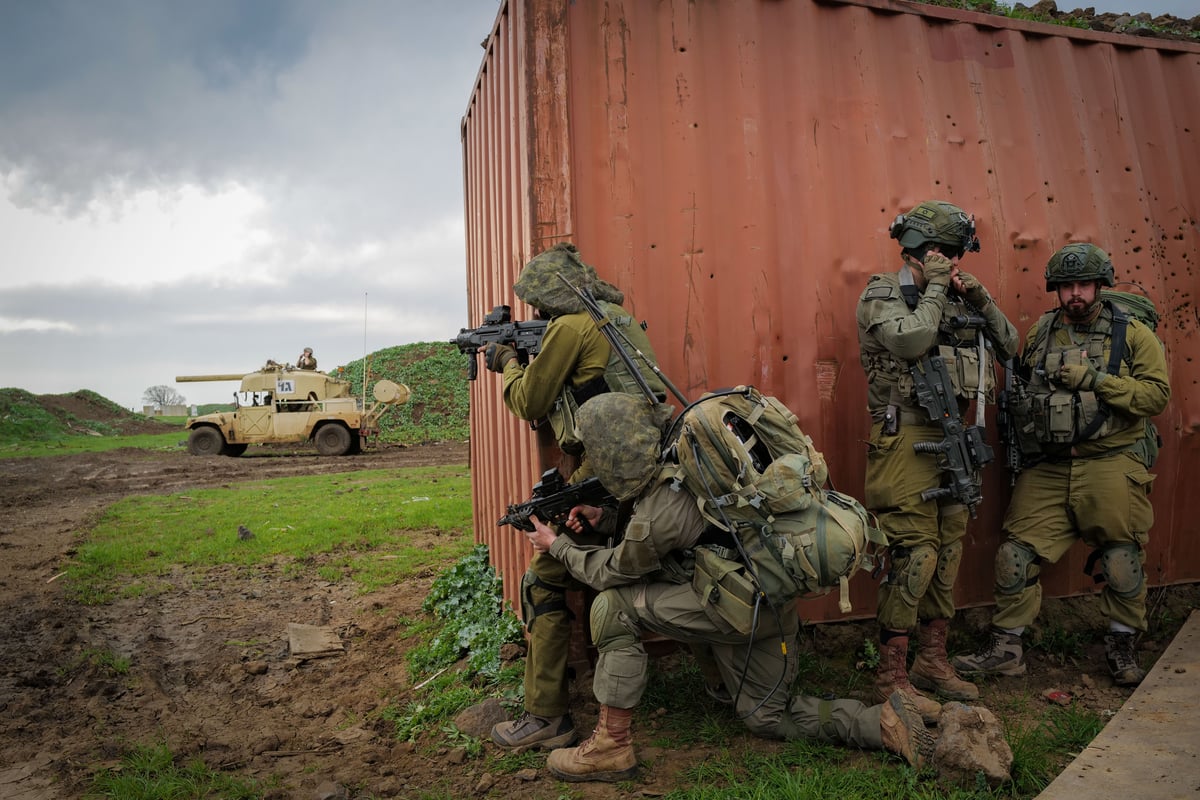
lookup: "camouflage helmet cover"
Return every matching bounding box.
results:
[1044,243,1116,291]
[514,243,614,316]
[575,393,671,501]
[890,200,981,254]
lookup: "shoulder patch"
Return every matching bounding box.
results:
[862,282,897,301]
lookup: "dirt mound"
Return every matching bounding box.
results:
[30,389,177,437]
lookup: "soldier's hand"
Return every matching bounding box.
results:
[1059,362,1105,391]
[484,343,517,373]
[921,251,954,284]
[955,270,991,308]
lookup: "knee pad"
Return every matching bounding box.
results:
[1099,543,1144,598]
[589,590,638,652]
[994,540,1039,596]
[935,540,963,586]
[889,544,937,598]
[520,570,569,631]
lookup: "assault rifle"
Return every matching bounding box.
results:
[909,353,994,518]
[996,358,1022,486]
[498,467,615,533]
[451,305,548,380]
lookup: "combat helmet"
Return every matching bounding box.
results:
[1044,243,1115,292]
[575,393,672,501]
[889,200,981,258]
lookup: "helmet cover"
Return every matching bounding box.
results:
[575,393,670,501]
[1044,243,1116,291]
[514,243,602,316]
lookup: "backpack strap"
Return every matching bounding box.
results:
[1074,302,1127,444]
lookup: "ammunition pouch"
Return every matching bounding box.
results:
[692,546,759,635]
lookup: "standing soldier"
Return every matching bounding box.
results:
[952,243,1169,686]
[483,243,667,751]
[856,200,1019,720]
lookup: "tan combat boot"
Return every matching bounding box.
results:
[874,635,942,725]
[910,618,980,701]
[879,690,935,768]
[546,705,638,783]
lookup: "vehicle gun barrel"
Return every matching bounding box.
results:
[175,374,248,382]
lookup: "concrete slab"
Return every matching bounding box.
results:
[287,622,344,658]
[1036,609,1200,800]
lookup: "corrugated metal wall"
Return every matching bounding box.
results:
[461,0,1200,621]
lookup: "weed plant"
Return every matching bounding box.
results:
[86,742,262,799]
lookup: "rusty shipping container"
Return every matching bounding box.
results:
[460,0,1200,621]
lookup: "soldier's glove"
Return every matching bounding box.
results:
[956,270,991,308]
[484,343,517,373]
[1059,362,1106,391]
[921,251,954,285]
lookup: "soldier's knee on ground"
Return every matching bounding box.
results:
[995,541,1039,596]
[1099,543,1144,598]
[590,590,639,651]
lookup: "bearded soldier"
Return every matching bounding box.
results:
[521,393,933,782]
[856,200,1019,721]
[484,243,667,750]
[953,244,1169,686]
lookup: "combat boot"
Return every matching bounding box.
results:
[1104,632,1146,687]
[874,635,942,724]
[879,690,935,768]
[951,628,1026,676]
[546,705,638,783]
[910,619,980,700]
[491,711,578,750]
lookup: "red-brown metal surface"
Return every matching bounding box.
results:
[462,0,1200,621]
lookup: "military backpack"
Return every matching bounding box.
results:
[661,385,886,634]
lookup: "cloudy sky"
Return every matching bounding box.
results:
[0,0,1192,411]
[1,0,501,409]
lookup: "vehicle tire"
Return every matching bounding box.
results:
[187,427,226,457]
[222,443,248,457]
[314,423,353,456]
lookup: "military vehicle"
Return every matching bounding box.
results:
[175,363,410,457]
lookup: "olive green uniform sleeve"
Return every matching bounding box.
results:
[500,312,610,422]
[547,480,705,590]
[1094,320,1170,418]
[856,275,951,362]
[979,300,1020,362]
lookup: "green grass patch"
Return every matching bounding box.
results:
[86,742,264,799]
[66,465,473,603]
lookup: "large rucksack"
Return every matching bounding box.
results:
[661,385,886,633]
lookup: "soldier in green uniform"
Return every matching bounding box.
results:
[484,243,668,750]
[952,243,1170,686]
[296,348,317,370]
[520,393,933,783]
[856,200,1019,720]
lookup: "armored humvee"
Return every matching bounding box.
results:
[175,363,410,457]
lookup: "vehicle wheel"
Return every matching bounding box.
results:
[187,427,225,456]
[222,443,248,457]
[314,423,353,456]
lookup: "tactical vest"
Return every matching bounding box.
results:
[864,282,996,410]
[1015,301,1137,447]
[547,301,667,454]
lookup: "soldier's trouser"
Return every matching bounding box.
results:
[521,552,583,717]
[865,421,969,631]
[993,451,1153,632]
[589,582,883,748]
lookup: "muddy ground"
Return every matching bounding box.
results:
[0,427,1196,799]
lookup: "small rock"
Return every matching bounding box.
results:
[447,747,468,765]
[314,780,348,800]
[237,525,254,540]
[515,768,539,781]
[243,661,268,675]
[475,773,497,793]
[453,698,509,738]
